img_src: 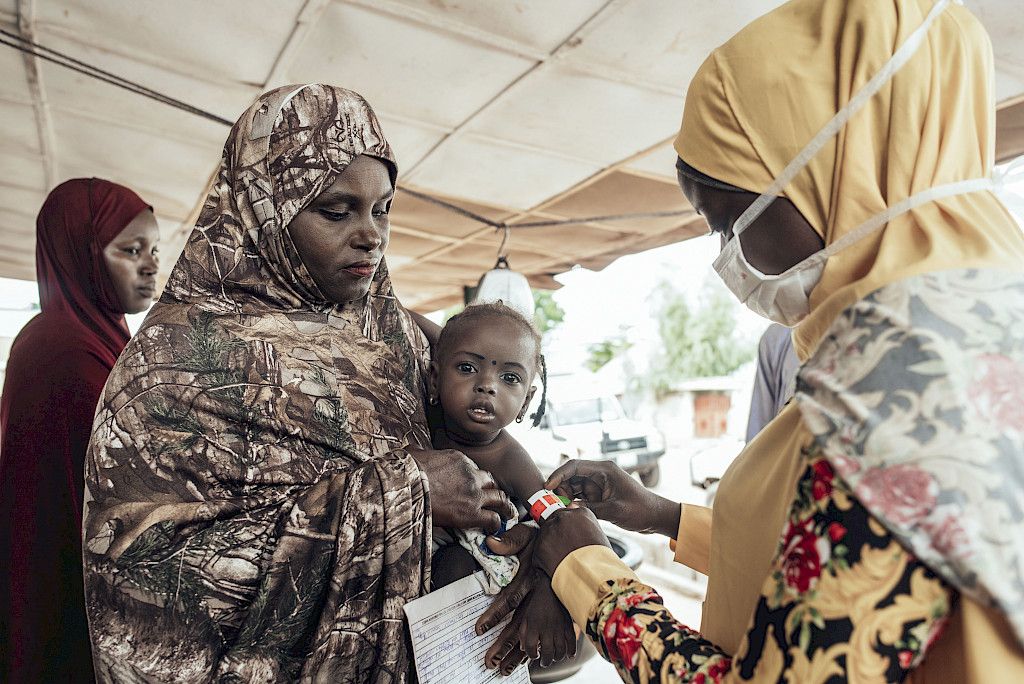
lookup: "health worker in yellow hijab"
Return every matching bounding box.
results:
[481,1,1024,682]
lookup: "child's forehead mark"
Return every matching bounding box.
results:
[491,360,497,365]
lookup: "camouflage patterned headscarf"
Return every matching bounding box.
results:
[84,85,432,683]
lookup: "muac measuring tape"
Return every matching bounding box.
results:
[528,489,572,523]
[478,489,573,556]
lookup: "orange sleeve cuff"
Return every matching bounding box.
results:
[670,504,712,576]
[551,545,638,628]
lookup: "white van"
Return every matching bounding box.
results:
[539,382,665,487]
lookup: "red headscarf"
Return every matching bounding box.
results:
[35,177,150,360]
[0,178,150,683]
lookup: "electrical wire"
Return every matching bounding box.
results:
[0,28,234,126]
[397,186,503,227]
[397,186,693,229]
[509,209,693,229]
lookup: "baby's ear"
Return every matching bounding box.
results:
[518,385,537,421]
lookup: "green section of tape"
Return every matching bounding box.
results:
[557,495,571,506]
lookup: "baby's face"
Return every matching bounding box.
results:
[435,318,536,443]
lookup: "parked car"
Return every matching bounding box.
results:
[542,389,666,487]
[505,419,578,478]
[688,437,745,506]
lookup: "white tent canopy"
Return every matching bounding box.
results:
[3,0,1023,311]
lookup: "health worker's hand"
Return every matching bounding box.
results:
[532,505,610,578]
[546,459,681,538]
[408,447,512,533]
[481,506,612,581]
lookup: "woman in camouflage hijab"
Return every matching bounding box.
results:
[84,85,441,682]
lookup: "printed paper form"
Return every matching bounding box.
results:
[403,572,530,684]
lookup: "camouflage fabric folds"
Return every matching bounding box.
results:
[83,85,432,683]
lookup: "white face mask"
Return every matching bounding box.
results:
[711,0,996,327]
[712,235,826,327]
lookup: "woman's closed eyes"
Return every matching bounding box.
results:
[317,205,389,222]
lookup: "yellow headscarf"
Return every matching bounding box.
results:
[675,0,1024,361]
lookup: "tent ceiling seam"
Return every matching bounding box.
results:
[15,0,57,189]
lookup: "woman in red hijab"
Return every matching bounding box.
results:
[0,178,158,683]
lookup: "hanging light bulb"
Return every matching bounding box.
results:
[471,227,534,319]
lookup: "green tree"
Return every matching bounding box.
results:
[532,290,565,337]
[585,330,632,372]
[646,279,754,397]
[443,289,565,337]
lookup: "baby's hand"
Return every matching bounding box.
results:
[520,578,577,668]
[484,575,576,673]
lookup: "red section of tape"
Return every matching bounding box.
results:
[530,499,547,524]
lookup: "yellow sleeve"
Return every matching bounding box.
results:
[669,503,712,575]
[550,545,638,628]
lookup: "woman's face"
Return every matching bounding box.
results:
[102,208,160,314]
[677,170,824,275]
[287,154,393,306]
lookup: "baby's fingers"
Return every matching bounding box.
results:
[484,523,534,556]
[485,614,521,669]
[540,630,556,667]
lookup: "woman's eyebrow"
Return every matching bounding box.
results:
[317,190,394,205]
[112,234,146,244]
[315,191,359,205]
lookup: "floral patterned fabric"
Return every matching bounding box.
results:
[796,268,1024,648]
[585,451,954,682]
[83,85,433,683]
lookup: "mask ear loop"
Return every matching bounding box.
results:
[722,175,996,288]
[737,176,996,288]
[730,0,954,240]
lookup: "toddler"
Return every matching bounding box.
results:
[427,302,550,593]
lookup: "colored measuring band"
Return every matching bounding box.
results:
[528,490,567,523]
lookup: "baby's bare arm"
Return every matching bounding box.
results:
[463,431,545,507]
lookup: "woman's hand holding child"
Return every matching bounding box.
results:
[408,447,512,533]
